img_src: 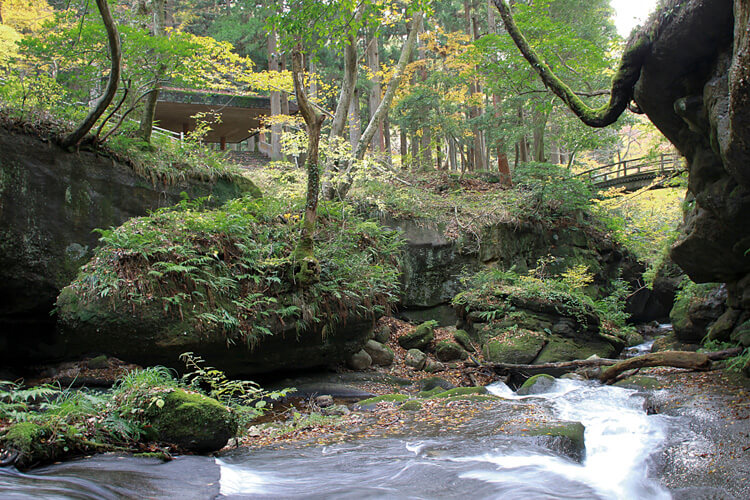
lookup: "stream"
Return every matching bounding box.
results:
[0,378,675,499]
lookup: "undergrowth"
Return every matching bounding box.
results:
[453,261,634,337]
[61,195,403,346]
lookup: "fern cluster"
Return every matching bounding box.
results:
[63,195,404,346]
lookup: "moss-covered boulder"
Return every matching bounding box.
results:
[453,330,475,352]
[670,284,726,342]
[55,198,402,376]
[534,335,616,364]
[517,374,556,395]
[482,329,546,364]
[398,322,435,350]
[435,341,468,362]
[143,389,236,452]
[363,340,394,366]
[400,400,423,412]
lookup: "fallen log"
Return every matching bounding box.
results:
[482,358,619,378]
[599,351,712,384]
[482,348,743,383]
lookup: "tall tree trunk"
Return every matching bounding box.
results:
[138,0,166,143]
[61,0,121,148]
[349,87,361,148]
[421,128,432,170]
[400,128,407,167]
[268,31,282,160]
[291,46,325,285]
[532,107,548,162]
[366,31,384,153]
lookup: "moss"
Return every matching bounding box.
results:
[400,400,423,412]
[418,387,445,398]
[143,389,236,453]
[435,386,488,398]
[527,422,585,442]
[398,322,435,350]
[534,336,615,364]
[1,422,48,460]
[435,341,468,362]
[453,330,475,352]
[356,394,410,406]
[482,329,547,364]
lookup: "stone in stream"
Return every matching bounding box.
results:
[404,349,427,370]
[417,376,455,392]
[526,422,586,463]
[363,340,394,366]
[517,374,556,396]
[347,349,372,370]
[398,322,435,350]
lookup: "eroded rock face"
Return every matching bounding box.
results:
[0,128,257,363]
[634,0,750,330]
[386,216,639,310]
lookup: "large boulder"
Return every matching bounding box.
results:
[143,389,236,452]
[0,127,258,364]
[398,322,435,350]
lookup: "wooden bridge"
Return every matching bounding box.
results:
[576,153,686,191]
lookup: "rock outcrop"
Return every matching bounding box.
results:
[634,0,750,338]
[0,128,258,364]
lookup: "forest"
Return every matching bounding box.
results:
[0,0,749,497]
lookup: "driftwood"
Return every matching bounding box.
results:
[599,348,742,384]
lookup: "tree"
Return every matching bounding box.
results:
[60,0,121,148]
[491,0,650,128]
[269,0,428,283]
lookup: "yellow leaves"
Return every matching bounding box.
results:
[1,0,53,33]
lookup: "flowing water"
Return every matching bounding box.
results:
[0,379,674,499]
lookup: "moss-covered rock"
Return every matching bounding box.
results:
[363,340,394,366]
[400,400,423,412]
[423,358,446,372]
[418,387,445,398]
[614,376,661,390]
[143,389,236,453]
[517,374,556,395]
[398,322,435,350]
[347,350,372,370]
[482,329,547,364]
[453,330,475,352]
[435,341,468,362]
[534,335,616,364]
[55,198,402,376]
[417,377,455,392]
[731,320,750,348]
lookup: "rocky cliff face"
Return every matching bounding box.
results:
[0,128,257,363]
[634,0,750,337]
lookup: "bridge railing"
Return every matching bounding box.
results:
[575,153,685,185]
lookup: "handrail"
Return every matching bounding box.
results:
[575,153,683,178]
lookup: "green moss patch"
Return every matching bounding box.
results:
[356,394,410,406]
[435,387,488,398]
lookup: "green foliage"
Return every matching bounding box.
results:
[179,352,291,428]
[453,260,633,336]
[594,187,684,271]
[65,195,404,346]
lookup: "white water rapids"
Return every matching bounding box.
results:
[0,378,674,499]
[217,379,673,499]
